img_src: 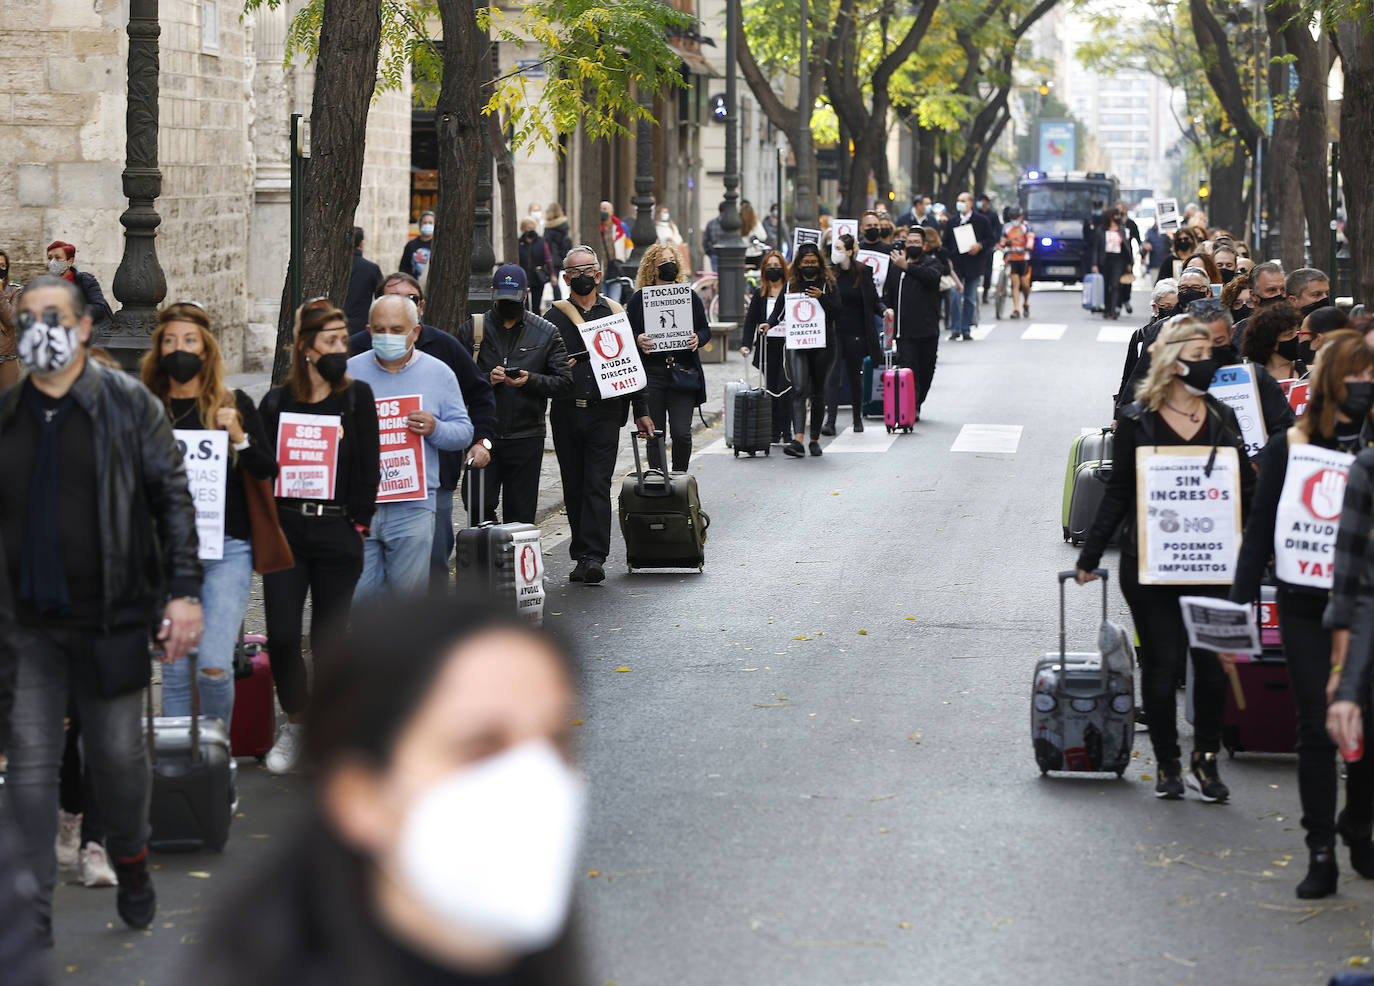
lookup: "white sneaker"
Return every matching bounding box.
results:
[265,722,305,775]
[55,811,81,867]
[78,842,116,888]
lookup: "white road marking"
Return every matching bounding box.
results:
[968,322,996,340]
[1021,322,1066,340]
[1096,325,1136,343]
[825,426,900,453]
[950,423,1023,454]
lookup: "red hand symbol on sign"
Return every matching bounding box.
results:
[592,328,623,360]
[792,298,817,322]
[1302,468,1346,522]
[519,544,539,584]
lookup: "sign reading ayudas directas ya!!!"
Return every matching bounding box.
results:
[578,312,647,399]
[784,293,825,349]
[1136,445,1242,585]
[511,528,545,626]
[1273,441,1354,588]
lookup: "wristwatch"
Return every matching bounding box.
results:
[476,438,493,450]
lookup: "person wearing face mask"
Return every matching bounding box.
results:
[44,240,111,337]
[941,192,997,341]
[1221,271,1254,326]
[1303,306,1350,357]
[0,249,18,388]
[858,210,884,251]
[546,246,654,585]
[193,597,589,986]
[1286,267,1332,324]
[1244,302,1308,385]
[517,218,553,313]
[885,225,945,417]
[775,243,838,457]
[821,235,885,435]
[1213,245,1239,284]
[1230,261,1287,348]
[739,249,793,444]
[876,211,897,248]
[1228,331,1374,899]
[1166,229,1198,280]
[1090,207,1135,320]
[399,212,436,283]
[457,266,572,524]
[141,303,280,729]
[259,300,381,775]
[542,203,573,303]
[0,276,203,944]
[349,273,497,591]
[627,245,711,471]
[1077,318,1254,804]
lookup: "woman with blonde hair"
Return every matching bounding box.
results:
[140,302,279,728]
[1076,317,1254,803]
[626,243,710,472]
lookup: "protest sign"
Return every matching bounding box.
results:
[857,249,892,293]
[1273,443,1354,588]
[374,394,428,503]
[579,312,647,399]
[1209,362,1265,457]
[1282,379,1309,416]
[1136,445,1242,585]
[640,282,697,351]
[274,412,342,501]
[1156,198,1181,232]
[174,429,228,561]
[783,293,825,350]
[953,222,976,254]
[1179,596,1261,654]
[511,528,545,626]
[791,227,821,257]
[830,218,858,262]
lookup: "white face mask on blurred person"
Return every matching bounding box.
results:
[397,740,585,952]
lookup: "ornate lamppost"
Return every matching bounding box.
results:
[714,0,748,329]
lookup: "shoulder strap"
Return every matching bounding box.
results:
[552,300,583,324]
[472,313,484,358]
[605,297,625,315]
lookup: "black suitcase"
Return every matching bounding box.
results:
[148,649,233,853]
[733,348,772,457]
[618,431,709,572]
[454,464,545,623]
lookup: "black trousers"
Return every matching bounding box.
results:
[262,513,364,716]
[1102,255,1127,316]
[1278,589,1374,848]
[550,400,622,564]
[643,365,696,472]
[760,336,793,439]
[1119,559,1227,762]
[824,332,868,422]
[462,436,544,525]
[895,335,939,406]
[789,346,836,440]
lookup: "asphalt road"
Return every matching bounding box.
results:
[43,284,1374,985]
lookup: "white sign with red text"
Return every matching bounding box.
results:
[783,293,825,350]
[580,312,647,399]
[274,412,342,501]
[857,249,892,293]
[830,218,858,262]
[375,394,428,503]
[1273,443,1354,588]
[511,528,545,626]
[1281,379,1310,417]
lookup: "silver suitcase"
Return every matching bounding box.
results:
[723,378,747,448]
[1032,570,1134,776]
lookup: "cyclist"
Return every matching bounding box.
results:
[999,207,1034,319]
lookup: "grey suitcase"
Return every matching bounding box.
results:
[1032,570,1135,776]
[454,465,544,624]
[723,378,747,448]
[1066,461,1111,546]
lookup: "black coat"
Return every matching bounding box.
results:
[884,253,944,339]
[457,310,573,440]
[344,251,384,333]
[1093,223,1135,271]
[831,264,885,363]
[518,233,551,295]
[941,211,997,280]
[627,288,712,406]
[543,219,573,270]
[72,269,111,335]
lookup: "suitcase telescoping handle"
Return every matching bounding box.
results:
[1056,568,1109,671]
[465,459,487,528]
[629,428,668,485]
[146,647,202,766]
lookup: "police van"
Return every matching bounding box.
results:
[1017,171,1120,284]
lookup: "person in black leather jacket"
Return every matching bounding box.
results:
[457,265,573,524]
[0,275,202,946]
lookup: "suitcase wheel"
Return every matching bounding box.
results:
[733,450,739,458]
[886,425,893,434]
[764,448,770,456]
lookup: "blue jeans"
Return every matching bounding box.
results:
[7,626,151,929]
[430,486,455,586]
[162,536,251,726]
[355,501,435,601]
[953,273,980,337]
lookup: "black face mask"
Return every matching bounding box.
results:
[1257,293,1284,308]
[1275,337,1303,361]
[1298,340,1318,365]
[906,246,924,260]
[656,262,679,282]
[1301,296,1331,317]
[495,299,525,321]
[1212,344,1238,366]
[1231,305,1254,323]
[568,273,597,296]
[1176,287,1208,307]
[0,266,8,282]
[862,228,881,243]
[880,227,893,238]
[1178,357,1220,395]
[799,266,821,281]
[1218,268,1237,284]
[1341,382,1374,422]
[764,267,784,282]
[311,352,349,385]
[160,350,204,384]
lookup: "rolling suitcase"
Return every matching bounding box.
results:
[723,378,747,449]
[1061,428,1113,540]
[882,353,917,433]
[230,631,275,760]
[861,356,884,418]
[1082,272,1105,311]
[732,346,772,457]
[454,466,545,623]
[619,431,709,572]
[1032,570,1135,776]
[1222,584,1297,756]
[148,649,234,853]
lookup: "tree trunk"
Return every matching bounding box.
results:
[490,111,518,264]
[1266,115,1305,269]
[1207,141,1249,235]
[271,1,382,384]
[578,123,604,265]
[1336,23,1374,304]
[973,107,1010,197]
[916,124,936,194]
[425,0,485,333]
[1274,3,1335,274]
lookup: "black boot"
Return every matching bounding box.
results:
[114,850,156,930]
[1337,811,1374,878]
[1295,847,1338,899]
[821,409,837,436]
[852,411,864,433]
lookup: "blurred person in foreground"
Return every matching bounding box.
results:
[193,597,587,986]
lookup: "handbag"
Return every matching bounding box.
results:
[665,356,701,394]
[1119,272,1136,285]
[243,474,295,574]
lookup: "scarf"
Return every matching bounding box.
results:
[19,385,75,615]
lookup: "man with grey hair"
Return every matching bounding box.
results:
[346,292,472,598]
[1230,260,1287,348]
[1285,266,1331,315]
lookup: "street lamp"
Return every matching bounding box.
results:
[627,87,657,267]
[104,0,168,370]
[715,0,747,329]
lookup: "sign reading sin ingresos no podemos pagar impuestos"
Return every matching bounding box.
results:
[1136,445,1242,585]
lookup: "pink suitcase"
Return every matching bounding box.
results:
[231,634,276,759]
[883,364,917,433]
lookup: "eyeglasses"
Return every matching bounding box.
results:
[564,264,599,276]
[17,310,71,331]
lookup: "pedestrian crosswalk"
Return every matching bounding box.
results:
[949,320,1144,344]
[950,423,1023,453]
[1096,325,1136,343]
[1021,322,1067,340]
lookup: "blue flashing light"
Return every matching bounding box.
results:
[1040,236,1053,247]
[1027,170,1040,180]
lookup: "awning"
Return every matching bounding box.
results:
[672,43,718,78]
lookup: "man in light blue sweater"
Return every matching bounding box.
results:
[347,294,472,598]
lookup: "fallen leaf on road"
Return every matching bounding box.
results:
[1141,775,1153,781]
[858,630,868,635]
[755,703,786,708]
[905,617,916,621]
[587,870,601,878]
[740,667,759,672]
[898,922,912,930]
[795,635,812,640]
[188,871,211,879]
[878,828,891,834]
[1350,956,1371,967]
[614,667,632,672]
[570,719,585,726]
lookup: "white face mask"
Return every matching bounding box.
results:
[17,312,82,377]
[956,201,970,215]
[397,740,585,952]
[658,213,670,223]
[47,258,70,276]
[419,223,435,237]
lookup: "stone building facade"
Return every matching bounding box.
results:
[0,0,412,373]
